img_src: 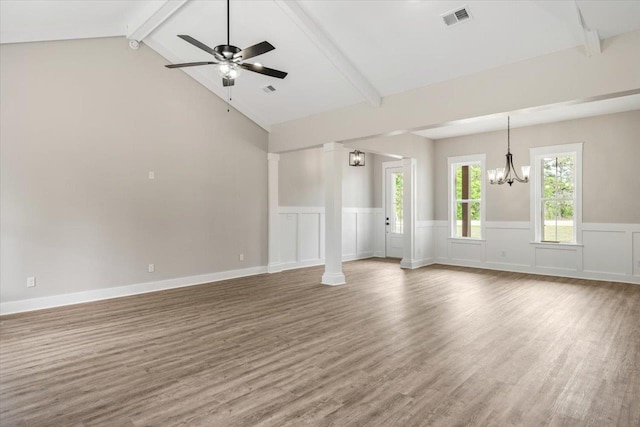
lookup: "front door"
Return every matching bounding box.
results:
[385,167,404,258]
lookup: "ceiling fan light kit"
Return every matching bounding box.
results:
[164,0,287,88]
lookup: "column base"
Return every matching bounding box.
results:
[267,263,283,273]
[321,272,346,286]
[400,258,432,269]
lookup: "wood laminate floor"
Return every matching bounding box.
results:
[1,260,639,426]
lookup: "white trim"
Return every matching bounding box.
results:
[274,0,381,107]
[268,153,281,272]
[434,260,638,285]
[447,153,486,240]
[529,241,583,248]
[401,258,434,269]
[279,206,324,214]
[381,160,405,258]
[0,266,268,316]
[278,206,384,214]
[432,219,639,285]
[321,272,346,286]
[401,158,419,268]
[126,0,189,43]
[530,142,583,244]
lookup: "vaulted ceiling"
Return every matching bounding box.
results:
[2,0,640,131]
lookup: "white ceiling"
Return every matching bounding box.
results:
[0,1,164,43]
[412,93,640,140]
[2,0,640,130]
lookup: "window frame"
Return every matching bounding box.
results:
[529,143,583,245]
[447,154,486,240]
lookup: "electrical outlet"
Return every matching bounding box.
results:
[239,254,244,261]
[26,277,36,288]
[148,264,155,273]
[148,171,155,180]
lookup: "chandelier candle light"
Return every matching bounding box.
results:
[487,116,530,186]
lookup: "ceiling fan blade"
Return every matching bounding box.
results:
[234,41,275,60]
[178,35,223,59]
[223,78,235,87]
[165,61,218,69]
[240,63,288,79]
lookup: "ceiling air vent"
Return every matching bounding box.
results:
[441,6,472,27]
[262,85,276,94]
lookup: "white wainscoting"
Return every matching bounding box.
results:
[433,221,640,285]
[411,220,436,268]
[276,207,383,271]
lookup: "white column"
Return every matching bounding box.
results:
[322,142,346,285]
[267,153,282,273]
[401,158,418,269]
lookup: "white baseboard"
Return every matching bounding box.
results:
[434,260,640,285]
[0,265,268,316]
[267,263,284,273]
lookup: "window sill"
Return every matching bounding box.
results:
[448,237,486,243]
[529,241,583,248]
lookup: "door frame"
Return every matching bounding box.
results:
[381,160,405,258]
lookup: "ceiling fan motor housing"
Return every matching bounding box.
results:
[215,45,242,60]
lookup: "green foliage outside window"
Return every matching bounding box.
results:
[394,173,403,226]
[542,156,574,219]
[542,155,575,242]
[455,164,481,220]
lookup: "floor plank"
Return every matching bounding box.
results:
[1,260,639,426]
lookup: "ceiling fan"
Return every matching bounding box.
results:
[164,0,288,87]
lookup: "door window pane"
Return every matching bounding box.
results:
[392,173,403,234]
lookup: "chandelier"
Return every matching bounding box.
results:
[487,116,530,186]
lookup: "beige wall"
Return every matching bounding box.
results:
[434,110,640,223]
[269,30,640,153]
[278,148,325,207]
[278,147,393,208]
[0,37,269,303]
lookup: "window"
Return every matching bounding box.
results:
[530,143,583,244]
[448,154,485,239]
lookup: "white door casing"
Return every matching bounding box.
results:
[383,161,404,258]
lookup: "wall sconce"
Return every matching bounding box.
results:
[349,150,365,167]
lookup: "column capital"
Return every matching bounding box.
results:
[323,142,344,152]
[267,153,280,161]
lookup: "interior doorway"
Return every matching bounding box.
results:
[383,162,404,258]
